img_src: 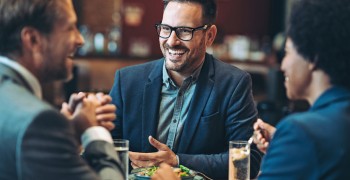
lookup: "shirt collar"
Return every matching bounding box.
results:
[0,56,42,99]
[162,60,203,89]
[310,86,350,111]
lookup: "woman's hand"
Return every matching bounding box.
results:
[253,119,276,154]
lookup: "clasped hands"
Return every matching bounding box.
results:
[60,92,116,137]
[129,136,178,168]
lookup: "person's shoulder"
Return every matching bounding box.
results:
[275,111,327,139]
[278,103,350,140]
[14,95,57,127]
[280,109,334,127]
[0,79,51,114]
[0,80,60,138]
[277,112,312,128]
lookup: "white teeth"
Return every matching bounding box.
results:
[68,53,75,58]
[168,49,185,55]
[285,77,289,82]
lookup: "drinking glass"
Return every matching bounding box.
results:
[113,139,129,180]
[229,141,250,180]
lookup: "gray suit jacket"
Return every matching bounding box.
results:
[110,53,262,179]
[0,63,123,180]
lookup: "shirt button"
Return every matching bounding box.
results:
[173,119,177,123]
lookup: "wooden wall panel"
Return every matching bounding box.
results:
[216,0,271,37]
[78,0,121,32]
[76,0,271,57]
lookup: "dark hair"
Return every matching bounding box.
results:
[163,0,217,25]
[287,0,350,89]
[0,0,61,56]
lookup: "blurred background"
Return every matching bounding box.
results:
[44,0,309,126]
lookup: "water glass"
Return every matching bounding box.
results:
[229,141,250,180]
[113,139,129,180]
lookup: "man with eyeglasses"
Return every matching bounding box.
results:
[109,0,262,179]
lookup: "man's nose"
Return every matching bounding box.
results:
[166,30,181,46]
[76,30,85,47]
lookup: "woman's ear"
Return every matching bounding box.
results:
[308,61,317,72]
[309,55,319,71]
[205,25,217,47]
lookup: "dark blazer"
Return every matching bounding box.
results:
[259,86,350,180]
[0,63,123,180]
[110,53,262,179]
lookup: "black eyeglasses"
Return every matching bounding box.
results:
[155,24,209,41]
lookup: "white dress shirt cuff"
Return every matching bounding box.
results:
[81,126,113,148]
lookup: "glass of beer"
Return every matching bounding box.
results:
[113,139,129,179]
[229,141,250,180]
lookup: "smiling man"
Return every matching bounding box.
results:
[109,0,262,179]
[0,0,123,179]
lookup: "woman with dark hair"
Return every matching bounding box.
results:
[253,0,350,179]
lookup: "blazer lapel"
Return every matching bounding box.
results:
[141,60,164,152]
[0,63,32,93]
[177,55,215,153]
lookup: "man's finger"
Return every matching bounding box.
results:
[86,93,101,107]
[131,159,155,168]
[131,162,141,169]
[149,136,168,151]
[60,102,72,118]
[96,93,112,105]
[98,121,115,131]
[96,104,116,114]
[129,151,157,161]
[96,113,116,122]
[68,92,86,112]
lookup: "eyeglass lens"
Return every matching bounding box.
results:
[157,25,193,41]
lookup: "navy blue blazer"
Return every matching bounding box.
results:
[259,86,350,179]
[110,53,262,179]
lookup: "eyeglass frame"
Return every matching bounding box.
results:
[155,23,209,41]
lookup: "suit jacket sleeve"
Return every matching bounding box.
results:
[20,110,123,180]
[178,72,262,179]
[109,70,123,139]
[258,117,318,180]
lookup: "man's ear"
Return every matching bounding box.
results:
[205,25,217,47]
[20,27,47,69]
[21,27,44,54]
